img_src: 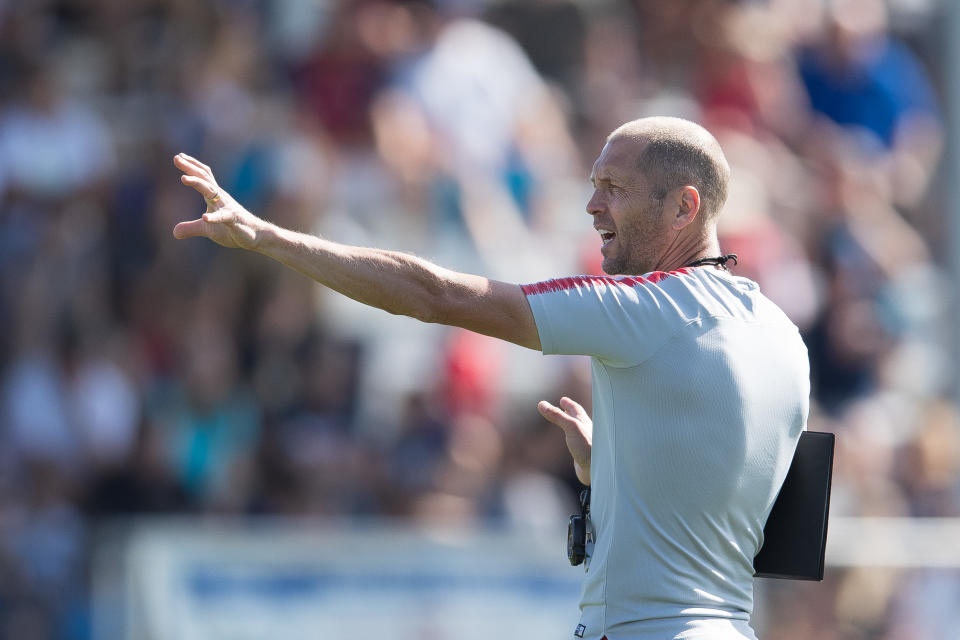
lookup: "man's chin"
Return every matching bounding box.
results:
[602,256,648,276]
[600,257,624,275]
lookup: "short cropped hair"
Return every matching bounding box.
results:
[610,117,730,221]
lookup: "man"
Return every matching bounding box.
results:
[173,116,809,640]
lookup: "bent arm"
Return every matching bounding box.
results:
[256,225,541,349]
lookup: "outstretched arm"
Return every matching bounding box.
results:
[538,397,592,485]
[171,154,541,350]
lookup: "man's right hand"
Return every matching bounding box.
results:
[538,397,592,485]
[172,153,268,251]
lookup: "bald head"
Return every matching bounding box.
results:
[609,117,730,223]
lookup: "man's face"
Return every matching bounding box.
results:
[587,136,670,275]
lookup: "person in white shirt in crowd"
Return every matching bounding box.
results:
[172,116,809,640]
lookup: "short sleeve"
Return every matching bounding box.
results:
[521,273,692,367]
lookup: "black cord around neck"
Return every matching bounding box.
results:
[684,253,739,270]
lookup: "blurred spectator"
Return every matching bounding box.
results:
[83,418,189,517]
[2,349,77,468]
[484,0,587,102]
[149,319,260,509]
[292,2,384,147]
[796,0,943,210]
[798,0,939,148]
[0,61,114,201]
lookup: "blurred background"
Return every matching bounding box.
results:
[1,0,959,638]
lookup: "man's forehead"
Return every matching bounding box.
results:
[591,136,644,180]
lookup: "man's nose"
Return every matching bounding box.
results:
[586,191,603,216]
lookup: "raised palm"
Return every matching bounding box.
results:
[172,153,263,250]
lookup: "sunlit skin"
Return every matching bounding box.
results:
[587,135,719,276]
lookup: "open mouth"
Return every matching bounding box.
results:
[598,229,616,248]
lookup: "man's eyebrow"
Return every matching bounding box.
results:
[591,172,619,186]
[591,159,632,186]
[590,168,611,183]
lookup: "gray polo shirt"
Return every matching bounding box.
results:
[522,267,809,640]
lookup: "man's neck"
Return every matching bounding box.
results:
[656,236,721,273]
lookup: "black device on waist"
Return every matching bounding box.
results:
[567,487,590,566]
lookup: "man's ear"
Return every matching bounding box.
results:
[671,186,701,230]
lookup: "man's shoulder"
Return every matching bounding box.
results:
[520,269,695,297]
[661,268,804,335]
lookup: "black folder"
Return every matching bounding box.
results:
[753,430,835,580]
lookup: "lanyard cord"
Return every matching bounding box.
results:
[684,253,739,270]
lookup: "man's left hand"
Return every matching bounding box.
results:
[538,397,592,485]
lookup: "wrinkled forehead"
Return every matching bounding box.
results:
[590,135,647,183]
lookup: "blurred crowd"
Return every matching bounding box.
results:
[0,0,958,638]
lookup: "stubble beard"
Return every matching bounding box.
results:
[602,209,664,276]
[601,254,628,276]
[603,251,658,276]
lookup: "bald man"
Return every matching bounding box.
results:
[173,117,809,640]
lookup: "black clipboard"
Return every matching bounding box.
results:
[753,430,835,580]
